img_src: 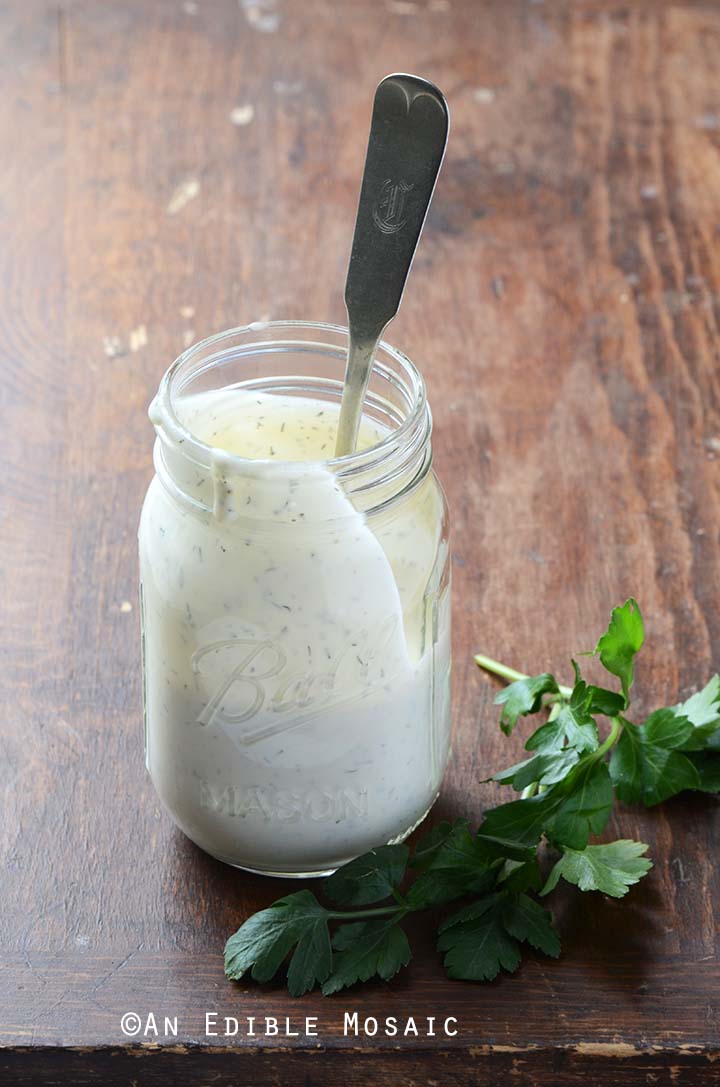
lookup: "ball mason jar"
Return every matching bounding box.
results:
[139,321,451,876]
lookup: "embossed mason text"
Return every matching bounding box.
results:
[199,781,370,822]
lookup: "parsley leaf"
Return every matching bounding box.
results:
[437,896,521,981]
[688,751,720,791]
[410,818,469,870]
[544,758,615,849]
[438,892,559,981]
[498,857,542,893]
[482,757,614,850]
[474,833,538,863]
[571,659,625,719]
[321,918,411,995]
[674,675,720,750]
[552,692,600,753]
[676,674,720,729]
[323,844,408,906]
[405,822,497,908]
[493,749,580,790]
[526,685,599,757]
[585,685,626,717]
[224,890,331,997]
[493,673,559,735]
[287,914,334,997]
[593,598,644,705]
[479,791,552,847]
[542,840,652,898]
[502,892,561,957]
[405,821,534,910]
[609,712,700,806]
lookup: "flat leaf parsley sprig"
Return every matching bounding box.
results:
[225,599,720,996]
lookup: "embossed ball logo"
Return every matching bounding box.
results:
[372,178,414,235]
[191,618,401,747]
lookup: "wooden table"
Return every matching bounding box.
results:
[3,0,720,1082]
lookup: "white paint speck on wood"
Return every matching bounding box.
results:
[167,178,200,215]
[240,0,280,32]
[230,103,255,126]
[130,325,148,351]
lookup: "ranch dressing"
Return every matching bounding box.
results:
[140,359,451,876]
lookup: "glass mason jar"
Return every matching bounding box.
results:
[139,321,451,877]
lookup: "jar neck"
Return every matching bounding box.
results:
[149,322,433,523]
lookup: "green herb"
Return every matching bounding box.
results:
[224,890,332,996]
[592,597,644,705]
[224,599,720,995]
[322,918,411,995]
[493,672,559,734]
[541,840,652,898]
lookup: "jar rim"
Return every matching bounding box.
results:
[155,319,429,478]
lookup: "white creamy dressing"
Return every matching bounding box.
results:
[140,388,451,874]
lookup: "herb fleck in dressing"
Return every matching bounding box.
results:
[140,388,451,875]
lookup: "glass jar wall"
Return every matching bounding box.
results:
[139,322,451,876]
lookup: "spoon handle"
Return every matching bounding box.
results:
[335,73,449,457]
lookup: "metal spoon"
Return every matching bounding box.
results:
[334,73,450,457]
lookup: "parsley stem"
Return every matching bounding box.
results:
[474,654,573,699]
[474,654,528,685]
[326,905,404,921]
[595,715,621,758]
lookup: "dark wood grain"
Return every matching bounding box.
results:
[2,0,720,1083]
